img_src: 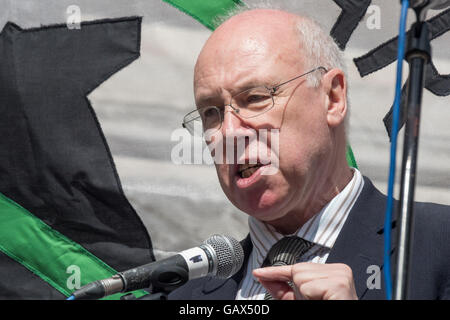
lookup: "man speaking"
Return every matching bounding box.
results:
[170,7,450,300]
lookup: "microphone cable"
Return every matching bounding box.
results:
[384,0,410,301]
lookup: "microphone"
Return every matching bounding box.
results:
[69,234,244,300]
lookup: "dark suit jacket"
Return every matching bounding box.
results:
[169,177,450,300]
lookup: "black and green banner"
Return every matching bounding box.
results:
[0,192,147,299]
[0,17,154,299]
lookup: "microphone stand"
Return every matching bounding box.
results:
[393,5,431,300]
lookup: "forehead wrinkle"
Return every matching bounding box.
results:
[196,56,282,108]
[195,51,266,102]
[196,48,300,103]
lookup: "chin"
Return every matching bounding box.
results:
[233,188,287,222]
[218,165,290,221]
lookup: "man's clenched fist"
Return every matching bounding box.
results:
[253,262,358,300]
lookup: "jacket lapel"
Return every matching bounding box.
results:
[327,176,394,299]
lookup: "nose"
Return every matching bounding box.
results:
[221,104,244,135]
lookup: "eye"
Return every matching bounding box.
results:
[241,92,272,110]
[202,108,216,118]
[199,107,220,129]
[246,94,271,103]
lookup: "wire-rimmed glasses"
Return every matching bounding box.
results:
[182,66,327,136]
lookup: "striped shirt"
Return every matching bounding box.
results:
[236,168,364,300]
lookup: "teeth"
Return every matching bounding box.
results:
[238,163,258,171]
[237,162,269,179]
[239,163,254,171]
[240,166,259,178]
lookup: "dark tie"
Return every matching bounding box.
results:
[261,236,313,300]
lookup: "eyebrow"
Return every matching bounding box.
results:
[195,93,222,109]
[197,78,280,105]
[232,76,280,94]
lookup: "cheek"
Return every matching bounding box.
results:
[278,130,310,171]
[276,121,330,193]
[279,102,329,162]
[215,163,229,185]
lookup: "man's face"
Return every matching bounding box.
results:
[194,13,335,225]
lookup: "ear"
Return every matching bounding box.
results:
[323,69,347,128]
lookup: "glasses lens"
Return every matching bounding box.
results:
[183,107,221,136]
[232,86,274,118]
[200,107,221,132]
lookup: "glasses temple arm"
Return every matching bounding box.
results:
[272,66,328,91]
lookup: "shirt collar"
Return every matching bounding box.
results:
[248,168,364,270]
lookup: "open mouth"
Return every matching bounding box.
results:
[237,163,265,179]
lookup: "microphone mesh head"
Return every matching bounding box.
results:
[204,234,244,279]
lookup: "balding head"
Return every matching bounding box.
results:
[208,9,300,53]
[195,10,306,92]
[196,9,345,91]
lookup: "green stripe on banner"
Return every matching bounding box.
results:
[163,0,245,30]
[0,192,147,300]
[346,144,358,169]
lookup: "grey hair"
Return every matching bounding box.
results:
[213,2,350,129]
[295,18,347,87]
